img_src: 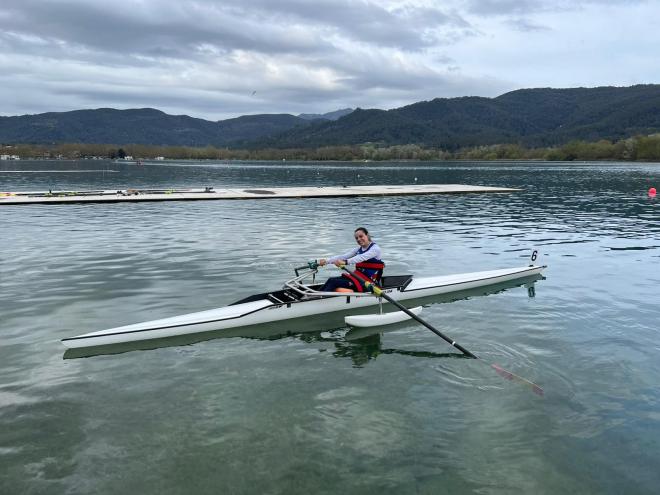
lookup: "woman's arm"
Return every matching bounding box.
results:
[346,244,381,264]
[325,247,360,264]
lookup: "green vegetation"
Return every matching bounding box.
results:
[3,86,660,151]
[252,85,660,149]
[5,135,660,162]
[0,109,311,148]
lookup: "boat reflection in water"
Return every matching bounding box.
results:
[63,274,544,361]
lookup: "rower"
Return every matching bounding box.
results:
[318,227,384,292]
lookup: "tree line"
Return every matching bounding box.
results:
[4,134,660,161]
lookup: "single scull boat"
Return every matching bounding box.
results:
[62,256,545,349]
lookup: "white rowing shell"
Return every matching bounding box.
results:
[63,265,545,348]
[344,306,423,328]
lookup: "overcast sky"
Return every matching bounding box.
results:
[1,0,658,121]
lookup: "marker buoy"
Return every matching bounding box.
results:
[650,187,657,197]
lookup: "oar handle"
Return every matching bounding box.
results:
[294,260,320,276]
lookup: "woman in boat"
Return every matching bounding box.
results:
[318,227,384,292]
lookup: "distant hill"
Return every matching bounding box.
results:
[2,85,660,148]
[215,114,311,146]
[298,108,354,121]
[251,85,660,149]
[0,108,315,146]
[0,108,214,146]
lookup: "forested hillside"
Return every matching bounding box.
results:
[2,85,659,149]
[251,85,660,149]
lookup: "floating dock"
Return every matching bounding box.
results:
[0,184,520,205]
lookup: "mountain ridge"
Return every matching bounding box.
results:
[2,85,660,148]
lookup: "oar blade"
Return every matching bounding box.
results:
[491,363,544,396]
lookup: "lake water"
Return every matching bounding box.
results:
[1,160,659,494]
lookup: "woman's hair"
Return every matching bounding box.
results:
[354,226,372,241]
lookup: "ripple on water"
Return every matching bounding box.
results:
[2,161,660,493]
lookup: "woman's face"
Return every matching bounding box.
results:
[354,230,370,248]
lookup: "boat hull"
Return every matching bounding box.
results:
[62,265,545,348]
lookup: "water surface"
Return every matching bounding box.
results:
[1,160,659,494]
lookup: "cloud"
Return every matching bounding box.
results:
[466,0,646,16]
[0,0,658,120]
[505,18,551,32]
[1,0,469,57]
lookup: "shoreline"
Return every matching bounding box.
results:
[3,158,660,165]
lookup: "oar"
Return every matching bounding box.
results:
[338,265,544,396]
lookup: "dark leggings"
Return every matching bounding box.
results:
[320,276,356,292]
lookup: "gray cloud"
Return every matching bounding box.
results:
[505,17,551,32]
[0,0,657,120]
[0,0,469,58]
[466,0,646,16]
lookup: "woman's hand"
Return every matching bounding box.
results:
[333,259,346,267]
[319,259,327,266]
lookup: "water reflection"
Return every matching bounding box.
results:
[331,334,470,368]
